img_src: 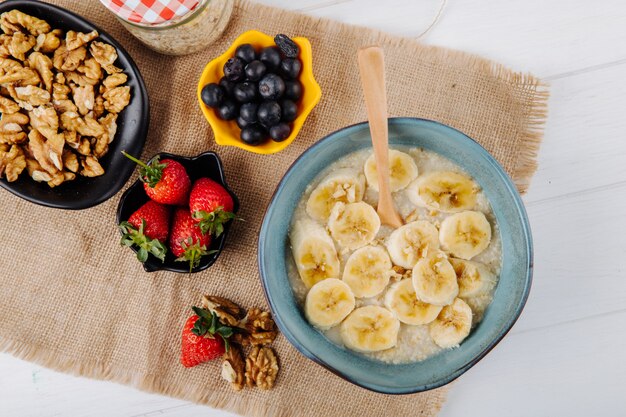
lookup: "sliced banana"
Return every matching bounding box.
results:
[363,149,418,192]
[412,252,458,306]
[439,211,492,260]
[305,278,356,329]
[342,245,392,298]
[429,298,473,348]
[289,219,341,289]
[407,171,478,213]
[385,220,440,269]
[384,279,443,325]
[449,258,496,298]
[340,305,400,352]
[306,169,366,222]
[327,201,381,250]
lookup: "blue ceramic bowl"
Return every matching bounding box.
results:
[258,118,532,394]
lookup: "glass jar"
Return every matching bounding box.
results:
[114,0,234,56]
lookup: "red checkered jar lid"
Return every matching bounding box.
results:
[99,0,202,25]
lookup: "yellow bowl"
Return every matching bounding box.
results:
[197,30,322,155]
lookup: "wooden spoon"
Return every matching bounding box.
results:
[357,46,404,228]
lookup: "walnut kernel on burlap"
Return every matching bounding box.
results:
[0,1,548,417]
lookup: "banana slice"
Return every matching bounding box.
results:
[407,171,478,213]
[384,279,443,325]
[342,245,392,298]
[305,278,356,329]
[340,305,400,352]
[385,220,440,269]
[327,202,381,250]
[412,252,458,306]
[363,150,418,192]
[429,298,473,348]
[289,219,341,289]
[449,258,496,298]
[439,211,492,260]
[306,169,366,222]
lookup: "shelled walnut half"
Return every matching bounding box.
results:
[245,346,279,390]
[0,9,131,186]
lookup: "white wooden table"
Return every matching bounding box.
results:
[2,0,626,416]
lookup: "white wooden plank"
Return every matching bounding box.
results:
[511,183,626,334]
[286,0,626,77]
[523,61,626,203]
[0,354,237,417]
[440,310,626,417]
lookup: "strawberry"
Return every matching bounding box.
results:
[122,151,191,205]
[169,207,213,271]
[180,306,234,368]
[189,178,236,237]
[119,200,170,262]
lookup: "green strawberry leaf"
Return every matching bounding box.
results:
[192,207,237,237]
[119,219,167,263]
[121,151,166,188]
[190,308,235,351]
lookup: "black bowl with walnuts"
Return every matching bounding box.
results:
[0,0,148,210]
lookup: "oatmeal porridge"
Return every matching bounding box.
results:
[287,147,502,364]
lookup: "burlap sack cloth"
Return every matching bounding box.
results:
[0,1,548,416]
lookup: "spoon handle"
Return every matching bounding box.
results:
[357,46,403,228]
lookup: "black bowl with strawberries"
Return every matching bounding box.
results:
[116,151,239,273]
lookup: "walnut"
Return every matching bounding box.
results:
[245,346,279,390]
[71,84,94,115]
[62,149,78,173]
[52,79,70,100]
[202,295,246,327]
[76,138,90,156]
[8,32,36,61]
[0,132,26,144]
[60,111,81,131]
[76,57,102,83]
[89,41,121,74]
[92,94,104,119]
[0,66,40,86]
[52,44,86,72]
[66,30,98,51]
[46,132,65,171]
[98,113,117,143]
[27,52,53,92]
[13,85,50,109]
[65,69,99,86]
[91,133,108,158]
[0,95,19,113]
[221,345,245,391]
[0,144,26,182]
[0,111,29,134]
[1,10,51,36]
[63,130,79,149]
[46,170,65,187]
[35,30,62,53]
[78,116,104,137]
[232,308,278,346]
[63,171,75,181]
[102,86,130,114]
[25,156,51,182]
[0,56,23,74]
[102,73,127,90]
[80,155,104,177]
[27,129,58,175]
[0,34,11,58]
[53,98,77,113]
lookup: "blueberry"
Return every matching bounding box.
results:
[200,83,224,108]
[279,58,302,80]
[233,81,257,103]
[223,57,245,82]
[258,74,285,100]
[240,125,267,146]
[236,115,255,129]
[239,102,258,123]
[284,80,302,101]
[274,34,299,58]
[280,99,298,122]
[235,43,256,63]
[244,60,267,82]
[216,99,238,120]
[269,123,291,142]
[257,101,282,127]
[259,46,281,71]
[219,77,236,97]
